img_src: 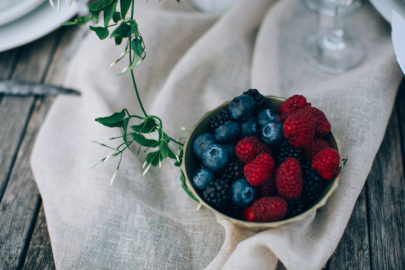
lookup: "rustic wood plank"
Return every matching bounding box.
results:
[327,189,370,269]
[365,97,405,269]
[22,205,56,270]
[0,48,20,80]
[0,31,63,269]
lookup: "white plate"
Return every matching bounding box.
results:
[369,0,405,23]
[0,0,43,26]
[0,1,79,53]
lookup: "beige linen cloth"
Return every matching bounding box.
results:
[31,0,402,269]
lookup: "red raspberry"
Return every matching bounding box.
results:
[278,95,311,121]
[235,136,270,163]
[304,138,329,160]
[243,206,255,222]
[283,110,316,148]
[275,158,303,199]
[312,148,340,180]
[304,107,331,137]
[244,153,275,186]
[260,178,277,196]
[252,197,287,222]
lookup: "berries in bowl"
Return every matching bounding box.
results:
[181,89,342,229]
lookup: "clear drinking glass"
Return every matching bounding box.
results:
[302,0,365,74]
[302,0,362,16]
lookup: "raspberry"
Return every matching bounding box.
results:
[278,95,311,121]
[275,158,303,199]
[260,178,277,196]
[210,108,231,130]
[283,110,316,148]
[244,153,275,186]
[304,107,331,137]
[303,138,329,160]
[243,89,266,114]
[252,197,288,222]
[243,206,255,222]
[312,148,340,180]
[235,136,270,163]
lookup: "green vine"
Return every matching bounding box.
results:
[61,0,192,196]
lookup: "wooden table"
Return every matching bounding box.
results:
[0,25,404,270]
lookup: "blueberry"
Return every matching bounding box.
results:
[223,144,235,158]
[240,117,257,137]
[193,133,215,159]
[228,95,255,121]
[192,168,214,190]
[257,109,278,127]
[201,144,229,171]
[261,120,283,145]
[214,121,240,143]
[232,178,255,207]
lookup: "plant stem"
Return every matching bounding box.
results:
[129,1,148,117]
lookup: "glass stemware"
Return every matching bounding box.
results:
[302,0,365,74]
[302,0,362,16]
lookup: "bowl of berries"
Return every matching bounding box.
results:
[181,89,342,229]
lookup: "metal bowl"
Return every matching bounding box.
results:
[181,95,341,230]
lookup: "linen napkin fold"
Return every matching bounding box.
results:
[31,0,402,269]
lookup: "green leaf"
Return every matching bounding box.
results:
[129,20,139,37]
[90,9,101,23]
[89,26,109,40]
[95,109,126,127]
[130,133,159,147]
[62,15,92,26]
[180,170,198,202]
[159,141,169,160]
[131,38,145,62]
[174,147,183,166]
[145,151,160,167]
[112,12,121,23]
[130,118,157,133]
[114,36,123,45]
[120,0,131,17]
[89,0,115,11]
[103,1,117,27]
[110,22,131,38]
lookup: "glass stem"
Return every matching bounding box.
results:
[321,3,346,51]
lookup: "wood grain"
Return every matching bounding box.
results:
[22,206,55,270]
[327,189,370,270]
[0,32,61,269]
[365,103,405,269]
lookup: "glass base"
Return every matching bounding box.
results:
[302,0,362,16]
[303,31,365,74]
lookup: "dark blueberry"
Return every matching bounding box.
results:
[223,144,236,158]
[192,168,214,190]
[193,133,215,159]
[231,178,256,207]
[240,117,257,137]
[228,95,255,121]
[261,120,283,145]
[201,144,229,171]
[257,109,278,127]
[214,121,240,143]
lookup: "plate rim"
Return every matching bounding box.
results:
[369,0,405,23]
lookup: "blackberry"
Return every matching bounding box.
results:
[243,89,266,114]
[210,108,231,130]
[202,176,232,212]
[276,142,303,164]
[223,204,243,220]
[220,158,244,181]
[286,198,307,218]
[300,160,326,204]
